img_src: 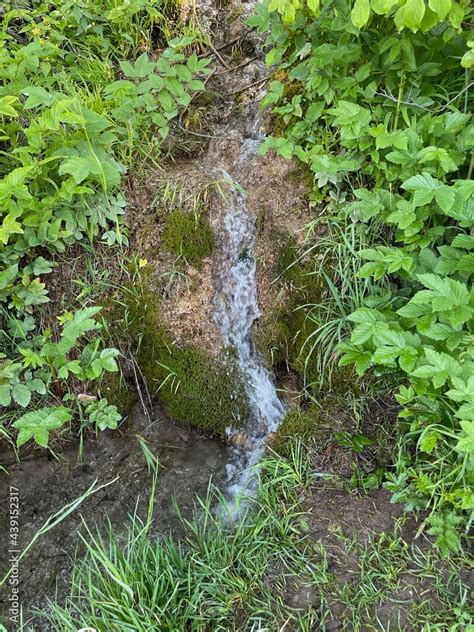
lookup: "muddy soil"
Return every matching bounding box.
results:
[0,405,229,629]
[266,484,474,631]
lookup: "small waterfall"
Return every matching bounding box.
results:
[211,143,286,505]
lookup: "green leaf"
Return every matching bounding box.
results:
[418,429,441,454]
[0,213,23,245]
[307,0,320,14]
[452,234,474,250]
[461,42,474,68]
[0,384,11,407]
[347,308,384,324]
[371,0,399,13]
[434,186,455,213]
[59,157,91,183]
[188,79,205,91]
[351,320,389,345]
[396,0,426,31]
[347,189,385,221]
[351,0,371,27]
[157,90,175,112]
[455,420,474,453]
[121,53,155,79]
[448,2,464,29]
[337,342,372,375]
[13,407,72,447]
[456,402,474,420]
[28,378,47,395]
[411,348,462,388]
[0,95,19,117]
[427,511,462,557]
[0,264,19,290]
[12,383,31,407]
[402,172,440,206]
[59,307,102,353]
[99,348,120,372]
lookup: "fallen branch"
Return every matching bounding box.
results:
[214,56,260,76]
[209,42,231,70]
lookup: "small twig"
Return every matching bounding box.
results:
[130,354,152,422]
[213,29,255,54]
[209,42,231,70]
[374,89,431,111]
[376,82,473,114]
[440,80,473,110]
[133,357,154,411]
[225,76,270,97]
[214,56,260,77]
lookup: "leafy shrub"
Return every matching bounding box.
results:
[84,398,122,431]
[0,3,210,448]
[0,307,120,445]
[252,0,473,551]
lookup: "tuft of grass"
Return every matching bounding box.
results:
[297,219,390,391]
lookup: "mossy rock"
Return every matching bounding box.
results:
[144,345,249,436]
[162,209,215,269]
[107,269,249,437]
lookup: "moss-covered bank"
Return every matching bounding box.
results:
[105,268,249,437]
[257,236,325,382]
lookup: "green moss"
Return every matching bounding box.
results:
[272,405,325,456]
[257,237,324,382]
[149,346,249,436]
[98,371,136,416]
[109,269,249,437]
[162,209,215,269]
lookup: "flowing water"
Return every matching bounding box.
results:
[210,138,286,504]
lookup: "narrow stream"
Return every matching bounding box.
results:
[211,138,286,504]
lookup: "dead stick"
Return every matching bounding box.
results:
[130,354,152,421]
[209,43,231,70]
[177,122,237,141]
[214,56,260,76]
[213,29,255,53]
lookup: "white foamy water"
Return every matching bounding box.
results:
[212,160,286,507]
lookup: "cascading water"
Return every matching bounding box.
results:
[211,139,286,504]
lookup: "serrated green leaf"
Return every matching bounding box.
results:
[455,420,474,453]
[12,383,31,407]
[13,407,72,447]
